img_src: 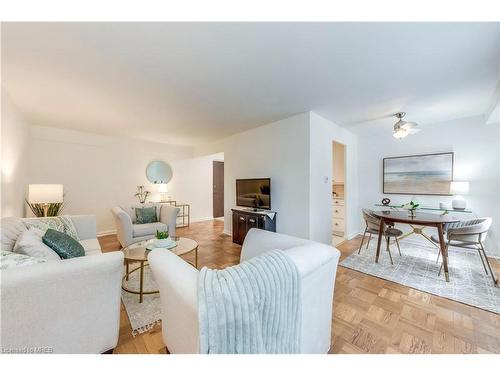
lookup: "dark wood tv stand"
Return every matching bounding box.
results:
[231,208,277,245]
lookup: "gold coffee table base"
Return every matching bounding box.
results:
[121,237,199,303]
[122,261,159,303]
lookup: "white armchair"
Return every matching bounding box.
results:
[111,204,180,248]
[148,228,341,354]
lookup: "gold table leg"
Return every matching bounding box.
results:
[139,260,144,303]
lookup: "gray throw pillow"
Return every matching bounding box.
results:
[42,229,85,259]
[135,206,157,224]
[14,228,61,261]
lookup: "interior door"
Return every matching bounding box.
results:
[213,161,224,218]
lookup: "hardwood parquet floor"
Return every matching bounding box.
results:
[99,220,500,354]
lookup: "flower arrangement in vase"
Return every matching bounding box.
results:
[134,186,150,204]
[403,200,420,217]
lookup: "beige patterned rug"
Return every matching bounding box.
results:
[121,263,162,336]
[340,238,500,314]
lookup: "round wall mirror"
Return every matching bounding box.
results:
[146,160,173,184]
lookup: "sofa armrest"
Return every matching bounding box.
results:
[159,205,180,238]
[240,228,310,262]
[1,251,124,353]
[69,214,98,240]
[111,207,133,248]
[148,249,199,353]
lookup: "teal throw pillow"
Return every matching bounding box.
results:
[42,229,85,259]
[135,206,157,224]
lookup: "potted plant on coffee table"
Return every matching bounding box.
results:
[154,230,172,248]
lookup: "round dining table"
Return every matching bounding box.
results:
[371,210,461,282]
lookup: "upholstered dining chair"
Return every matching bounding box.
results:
[358,209,403,264]
[431,217,498,286]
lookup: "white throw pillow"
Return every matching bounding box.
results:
[13,228,61,261]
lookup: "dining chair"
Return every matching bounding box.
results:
[431,217,498,286]
[358,209,403,264]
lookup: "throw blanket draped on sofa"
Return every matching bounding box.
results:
[198,249,301,354]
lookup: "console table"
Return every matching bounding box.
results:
[231,208,276,245]
[163,201,190,228]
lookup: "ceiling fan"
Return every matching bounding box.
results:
[393,112,421,139]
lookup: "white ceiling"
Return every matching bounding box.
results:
[2,22,499,145]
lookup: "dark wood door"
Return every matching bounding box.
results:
[213,161,224,218]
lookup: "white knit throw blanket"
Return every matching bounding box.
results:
[198,249,301,354]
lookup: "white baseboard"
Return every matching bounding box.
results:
[97,229,116,237]
[346,232,361,240]
[97,217,216,237]
[190,216,215,223]
[223,230,232,236]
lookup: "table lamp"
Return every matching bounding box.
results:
[28,184,64,217]
[158,183,169,203]
[450,181,469,210]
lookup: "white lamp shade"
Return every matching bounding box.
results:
[28,184,64,203]
[450,181,469,195]
[157,184,168,193]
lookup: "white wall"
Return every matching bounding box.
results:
[309,112,360,244]
[28,126,219,234]
[195,113,311,239]
[1,90,31,217]
[355,115,500,256]
[170,153,224,222]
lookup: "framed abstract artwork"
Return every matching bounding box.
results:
[383,152,454,195]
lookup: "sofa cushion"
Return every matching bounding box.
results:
[122,204,161,224]
[133,222,168,237]
[24,217,66,233]
[1,217,28,252]
[14,228,61,261]
[79,238,102,256]
[24,217,81,241]
[135,206,158,224]
[0,250,47,270]
[59,216,81,240]
[42,229,85,259]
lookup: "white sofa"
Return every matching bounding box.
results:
[148,228,341,354]
[111,204,180,248]
[0,215,123,354]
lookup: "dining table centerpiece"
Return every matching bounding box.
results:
[403,200,420,217]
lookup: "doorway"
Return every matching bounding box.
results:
[213,161,224,218]
[332,141,346,246]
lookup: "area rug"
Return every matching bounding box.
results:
[121,263,162,336]
[340,238,500,314]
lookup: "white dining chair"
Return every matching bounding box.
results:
[431,217,498,286]
[358,209,403,264]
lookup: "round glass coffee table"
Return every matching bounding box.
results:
[122,237,198,303]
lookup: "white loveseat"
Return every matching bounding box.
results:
[0,215,123,354]
[148,228,341,354]
[111,204,180,248]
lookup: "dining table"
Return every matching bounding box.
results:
[372,210,461,282]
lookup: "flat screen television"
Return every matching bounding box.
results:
[236,178,271,210]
